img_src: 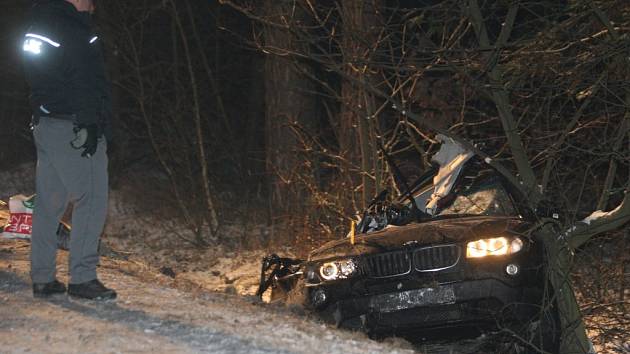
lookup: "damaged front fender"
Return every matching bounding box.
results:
[256,254,303,301]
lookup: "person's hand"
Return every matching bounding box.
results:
[70,124,98,158]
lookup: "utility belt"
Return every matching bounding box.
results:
[32,113,77,124]
[31,112,103,157]
[31,113,77,127]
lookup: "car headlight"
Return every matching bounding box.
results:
[319,259,357,281]
[466,237,523,258]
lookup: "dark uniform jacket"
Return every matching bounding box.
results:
[22,0,112,139]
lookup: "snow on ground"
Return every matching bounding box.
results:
[1,239,422,354]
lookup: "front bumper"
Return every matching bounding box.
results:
[323,278,542,332]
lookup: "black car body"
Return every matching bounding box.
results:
[259,144,558,351]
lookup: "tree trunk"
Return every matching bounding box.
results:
[263,0,318,218]
[171,0,220,238]
[467,2,593,351]
[540,225,592,353]
[340,0,381,210]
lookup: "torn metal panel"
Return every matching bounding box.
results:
[426,134,474,214]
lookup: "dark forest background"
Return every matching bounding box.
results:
[2,0,629,247]
[1,0,629,349]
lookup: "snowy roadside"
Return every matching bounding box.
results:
[0,238,422,354]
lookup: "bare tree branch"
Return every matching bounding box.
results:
[468,0,541,204]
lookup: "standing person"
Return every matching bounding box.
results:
[21,0,115,300]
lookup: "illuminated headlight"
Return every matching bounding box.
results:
[319,259,357,281]
[466,237,523,258]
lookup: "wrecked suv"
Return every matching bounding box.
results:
[258,138,559,351]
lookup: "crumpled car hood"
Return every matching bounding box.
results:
[308,216,527,261]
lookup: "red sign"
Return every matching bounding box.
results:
[4,213,32,235]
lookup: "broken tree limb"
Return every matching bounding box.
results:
[568,190,630,250]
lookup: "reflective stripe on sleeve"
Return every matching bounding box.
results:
[89,36,98,44]
[25,33,61,47]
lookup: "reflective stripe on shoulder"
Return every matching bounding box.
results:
[25,33,61,47]
[89,36,98,44]
[39,105,51,114]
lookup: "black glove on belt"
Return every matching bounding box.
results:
[70,124,99,158]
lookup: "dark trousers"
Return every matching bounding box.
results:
[30,118,108,284]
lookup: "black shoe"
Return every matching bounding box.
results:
[33,279,67,298]
[68,279,117,300]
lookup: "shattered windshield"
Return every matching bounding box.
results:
[414,177,517,217]
[357,176,518,235]
[357,137,520,234]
